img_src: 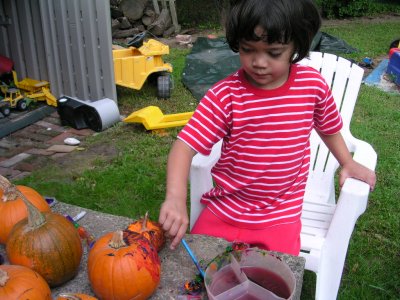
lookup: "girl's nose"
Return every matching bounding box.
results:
[252,54,268,68]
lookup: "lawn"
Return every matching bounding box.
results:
[16,18,400,299]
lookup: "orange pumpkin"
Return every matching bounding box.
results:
[57,293,98,300]
[126,211,165,251]
[0,175,50,244]
[0,264,52,300]
[5,190,82,287]
[88,230,161,300]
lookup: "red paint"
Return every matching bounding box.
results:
[210,265,290,299]
[242,266,291,298]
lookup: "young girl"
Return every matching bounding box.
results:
[159,0,376,255]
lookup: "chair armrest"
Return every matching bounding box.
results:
[343,132,377,171]
[189,140,222,229]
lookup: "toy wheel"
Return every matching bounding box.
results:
[157,73,172,99]
[0,106,11,116]
[17,99,27,111]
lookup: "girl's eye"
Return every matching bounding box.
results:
[240,46,252,53]
[269,52,282,58]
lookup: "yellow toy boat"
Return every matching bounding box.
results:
[123,106,193,130]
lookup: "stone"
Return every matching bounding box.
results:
[0,153,31,167]
[46,145,77,153]
[0,202,305,299]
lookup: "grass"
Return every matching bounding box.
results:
[16,19,400,299]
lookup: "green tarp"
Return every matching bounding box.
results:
[182,33,358,101]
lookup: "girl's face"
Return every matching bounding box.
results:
[239,27,294,90]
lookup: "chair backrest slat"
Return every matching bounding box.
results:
[300,52,364,204]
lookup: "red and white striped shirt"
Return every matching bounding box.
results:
[178,64,343,229]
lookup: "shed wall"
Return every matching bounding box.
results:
[0,0,116,102]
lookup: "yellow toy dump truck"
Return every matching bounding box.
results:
[12,71,57,107]
[112,38,173,98]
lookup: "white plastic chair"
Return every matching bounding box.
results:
[189,52,377,300]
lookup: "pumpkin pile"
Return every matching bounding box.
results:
[0,175,83,287]
[1,174,166,299]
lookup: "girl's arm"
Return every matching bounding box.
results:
[317,131,376,191]
[159,139,197,250]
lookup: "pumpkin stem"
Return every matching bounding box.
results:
[58,293,81,300]
[0,175,20,202]
[0,269,9,287]
[0,175,46,228]
[109,231,127,249]
[141,211,149,231]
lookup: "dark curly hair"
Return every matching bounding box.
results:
[225,0,321,63]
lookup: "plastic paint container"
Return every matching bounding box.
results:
[205,248,296,300]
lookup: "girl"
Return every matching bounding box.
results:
[159,0,376,255]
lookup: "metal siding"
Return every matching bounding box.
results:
[31,0,48,79]
[0,0,10,58]
[95,0,116,101]
[0,0,116,102]
[67,0,89,98]
[4,1,25,77]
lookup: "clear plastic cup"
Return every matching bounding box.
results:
[204,248,296,300]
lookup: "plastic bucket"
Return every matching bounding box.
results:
[205,248,296,300]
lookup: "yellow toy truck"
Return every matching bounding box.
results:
[12,71,57,107]
[112,38,173,99]
[0,87,31,116]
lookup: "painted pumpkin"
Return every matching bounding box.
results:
[126,211,165,251]
[0,175,50,244]
[57,293,98,300]
[88,230,161,300]
[0,264,52,300]
[5,190,82,287]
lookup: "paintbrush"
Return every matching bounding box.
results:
[181,238,206,278]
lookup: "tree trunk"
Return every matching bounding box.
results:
[119,0,148,22]
[142,15,156,26]
[112,27,140,39]
[147,8,171,36]
[112,19,120,33]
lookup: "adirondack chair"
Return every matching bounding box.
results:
[188,52,377,300]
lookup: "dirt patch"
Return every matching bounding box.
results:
[37,143,119,175]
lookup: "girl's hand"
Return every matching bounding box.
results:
[159,198,189,250]
[339,160,376,191]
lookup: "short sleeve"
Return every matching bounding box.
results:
[178,88,230,155]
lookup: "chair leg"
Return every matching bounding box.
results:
[315,250,346,300]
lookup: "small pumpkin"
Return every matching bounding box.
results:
[88,230,161,300]
[126,211,165,251]
[57,293,98,300]
[5,187,83,287]
[0,264,52,300]
[0,175,50,244]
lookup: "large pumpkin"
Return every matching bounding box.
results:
[0,175,50,244]
[126,211,165,251]
[5,189,83,287]
[0,264,52,300]
[88,230,161,300]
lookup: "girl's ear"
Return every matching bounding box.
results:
[291,52,299,63]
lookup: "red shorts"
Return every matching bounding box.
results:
[190,208,301,255]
